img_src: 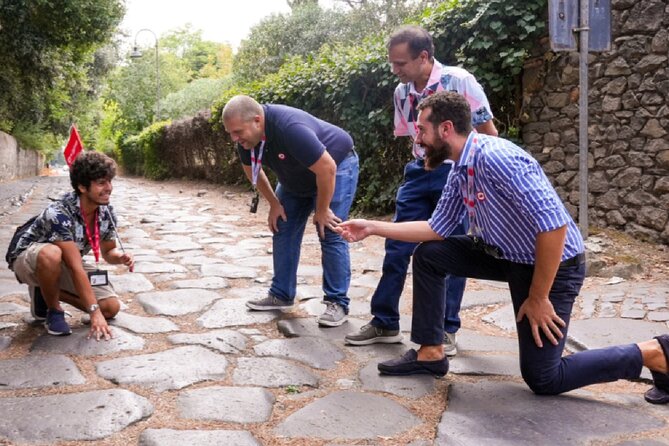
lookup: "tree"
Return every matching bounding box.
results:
[160,25,233,79]
[0,0,124,150]
[233,0,428,83]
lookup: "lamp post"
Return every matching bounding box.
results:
[130,28,160,121]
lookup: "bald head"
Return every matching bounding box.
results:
[222,95,263,123]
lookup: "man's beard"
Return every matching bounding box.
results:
[423,139,452,170]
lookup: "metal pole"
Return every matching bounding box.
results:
[576,0,589,238]
[154,41,160,121]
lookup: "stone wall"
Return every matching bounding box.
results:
[0,131,43,182]
[521,0,669,243]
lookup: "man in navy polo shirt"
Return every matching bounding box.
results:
[222,95,359,327]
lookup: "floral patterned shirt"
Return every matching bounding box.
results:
[7,191,117,269]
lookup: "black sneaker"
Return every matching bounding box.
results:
[378,348,448,377]
[29,286,48,321]
[45,309,72,336]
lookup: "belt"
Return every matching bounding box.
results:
[560,253,585,268]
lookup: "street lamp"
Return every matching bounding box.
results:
[130,28,160,121]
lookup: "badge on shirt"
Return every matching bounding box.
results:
[278,153,286,160]
[87,269,109,286]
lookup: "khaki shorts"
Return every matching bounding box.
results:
[13,243,117,302]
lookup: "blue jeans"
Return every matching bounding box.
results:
[411,235,643,395]
[269,151,359,310]
[370,159,467,332]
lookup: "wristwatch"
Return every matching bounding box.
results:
[87,303,100,314]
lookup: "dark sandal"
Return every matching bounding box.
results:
[644,334,669,405]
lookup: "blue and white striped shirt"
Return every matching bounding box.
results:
[428,132,584,264]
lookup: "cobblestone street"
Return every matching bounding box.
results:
[0,174,668,446]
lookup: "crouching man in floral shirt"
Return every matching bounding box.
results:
[6,151,133,340]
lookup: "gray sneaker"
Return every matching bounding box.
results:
[246,294,294,311]
[444,332,458,356]
[345,323,403,345]
[317,301,348,327]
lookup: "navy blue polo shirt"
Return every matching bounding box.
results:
[237,104,354,196]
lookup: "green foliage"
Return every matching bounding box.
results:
[160,26,233,79]
[233,0,424,84]
[209,0,546,214]
[160,78,233,121]
[11,122,60,154]
[426,0,547,134]
[116,121,170,179]
[140,121,171,180]
[0,0,124,153]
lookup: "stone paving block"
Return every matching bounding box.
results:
[168,329,247,353]
[120,227,149,238]
[436,381,665,445]
[155,240,203,252]
[568,318,667,351]
[180,255,225,265]
[133,262,188,274]
[201,263,258,278]
[0,322,18,331]
[109,272,154,294]
[0,302,28,315]
[599,302,617,317]
[170,276,229,289]
[0,336,10,350]
[132,255,164,263]
[648,311,669,322]
[350,273,381,289]
[139,429,261,446]
[233,357,319,387]
[614,441,669,446]
[0,279,27,298]
[0,354,85,388]
[137,288,222,316]
[197,298,279,328]
[254,337,345,369]
[214,247,260,259]
[621,309,646,319]
[460,289,509,309]
[110,311,179,334]
[274,390,421,440]
[359,362,435,398]
[96,345,228,391]
[481,303,517,332]
[449,353,521,377]
[31,327,145,356]
[456,328,518,353]
[198,236,234,244]
[237,256,274,268]
[277,317,365,339]
[178,386,275,422]
[0,389,153,443]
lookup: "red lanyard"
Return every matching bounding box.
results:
[250,137,266,187]
[81,207,100,263]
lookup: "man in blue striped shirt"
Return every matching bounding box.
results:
[338,91,669,401]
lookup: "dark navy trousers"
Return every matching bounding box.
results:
[370,159,466,332]
[411,235,643,395]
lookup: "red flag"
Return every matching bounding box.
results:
[63,125,84,166]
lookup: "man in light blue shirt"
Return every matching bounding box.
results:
[338,91,669,402]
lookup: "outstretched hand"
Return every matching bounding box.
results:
[335,219,373,243]
[87,312,113,341]
[516,297,565,348]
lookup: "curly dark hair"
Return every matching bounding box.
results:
[417,91,473,135]
[69,151,117,194]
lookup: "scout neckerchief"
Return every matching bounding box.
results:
[461,134,481,237]
[408,87,435,159]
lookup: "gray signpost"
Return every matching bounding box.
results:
[548,0,611,238]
